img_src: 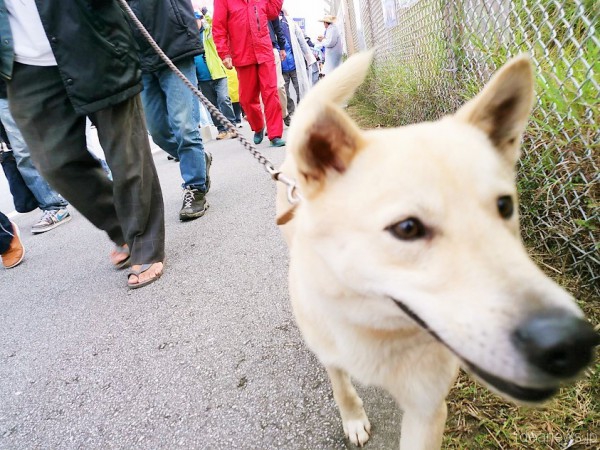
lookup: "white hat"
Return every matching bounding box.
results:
[318,15,336,24]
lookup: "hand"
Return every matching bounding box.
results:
[223,56,233,70]
[279,49,286,61]
[317,35,324,42]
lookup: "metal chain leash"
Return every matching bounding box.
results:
[117,0,301,205]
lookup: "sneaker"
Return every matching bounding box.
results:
[270,137,286,147]
[216,130,229,140]
[283,115,291,127]
[2,221,25,268]
[179,186,209,221]
[204,151,213,193]
[253,128,265,145]
[31,208,72,234]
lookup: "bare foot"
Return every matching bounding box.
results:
[110,244,130,268]
[127,262,164,288]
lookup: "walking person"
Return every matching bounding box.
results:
[0,135,37,214]
[269,17,288,122]
[0,81,71,234]
[305,36,322,85]
[194,10,237,140]
[213,0,286,147]
[225,67,243,127]
[2,0,165,289]
[128,0,212,221]
[317,15,343,76]
[279,9,316,125]
[0,211,24,269]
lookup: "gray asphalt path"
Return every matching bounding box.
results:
[0,126,399,449]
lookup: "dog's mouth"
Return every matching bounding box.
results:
[464,362,557,402]
[391,298,558,403]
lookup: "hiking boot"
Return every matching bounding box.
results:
[179,186,209,221]
[216,130,229,140]
[2,221,25,268]
[31,208,71,234]
[253,128,265,144]
[204,151,213,193]
[284,115,291,127]
[270,137,286,147]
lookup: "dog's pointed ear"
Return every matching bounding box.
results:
[294,103,365,195]
[455,55,535,164]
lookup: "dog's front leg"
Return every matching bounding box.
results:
[326,366,371,447]
[398,401,447,450]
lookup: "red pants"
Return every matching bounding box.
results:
[236,61,283,140]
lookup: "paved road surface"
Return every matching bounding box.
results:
[1,126,400,449]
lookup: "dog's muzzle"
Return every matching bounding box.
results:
[511,309,599,377]
[390,298,599,402]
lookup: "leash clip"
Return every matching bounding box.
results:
[265,164,303,205]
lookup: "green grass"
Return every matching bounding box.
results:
[442,365,599,449]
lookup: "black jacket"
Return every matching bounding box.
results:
[0,1,144,115]
[268,18,286,50]
[127,0,203,73]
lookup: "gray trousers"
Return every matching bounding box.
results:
[7,63,165,265]
[283,70,299,117]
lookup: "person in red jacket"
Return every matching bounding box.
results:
[212,0,286,147]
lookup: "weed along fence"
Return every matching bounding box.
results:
[330,0,599,294]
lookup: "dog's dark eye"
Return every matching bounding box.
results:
[497,195,514,219]
[388,218,427,241]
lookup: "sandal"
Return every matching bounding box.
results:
[110,244,130,270]
[127,262,163,290]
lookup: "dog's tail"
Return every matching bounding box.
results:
[301,50,375,109]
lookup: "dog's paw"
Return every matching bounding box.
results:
[343,415,371,447]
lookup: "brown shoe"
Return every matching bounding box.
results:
[2,222,25,269]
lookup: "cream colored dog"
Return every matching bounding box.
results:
[276,51,598,449]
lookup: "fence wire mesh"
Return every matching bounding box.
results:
[331,0,599,293]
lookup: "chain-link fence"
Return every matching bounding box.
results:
[330,0,599,293]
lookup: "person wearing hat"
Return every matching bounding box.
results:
[317,15,343,76]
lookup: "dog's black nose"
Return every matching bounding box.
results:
[512,309,599,378]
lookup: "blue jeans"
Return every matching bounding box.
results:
[0,98,68,210]
[141,58,207,191]
[198,77,237,132]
